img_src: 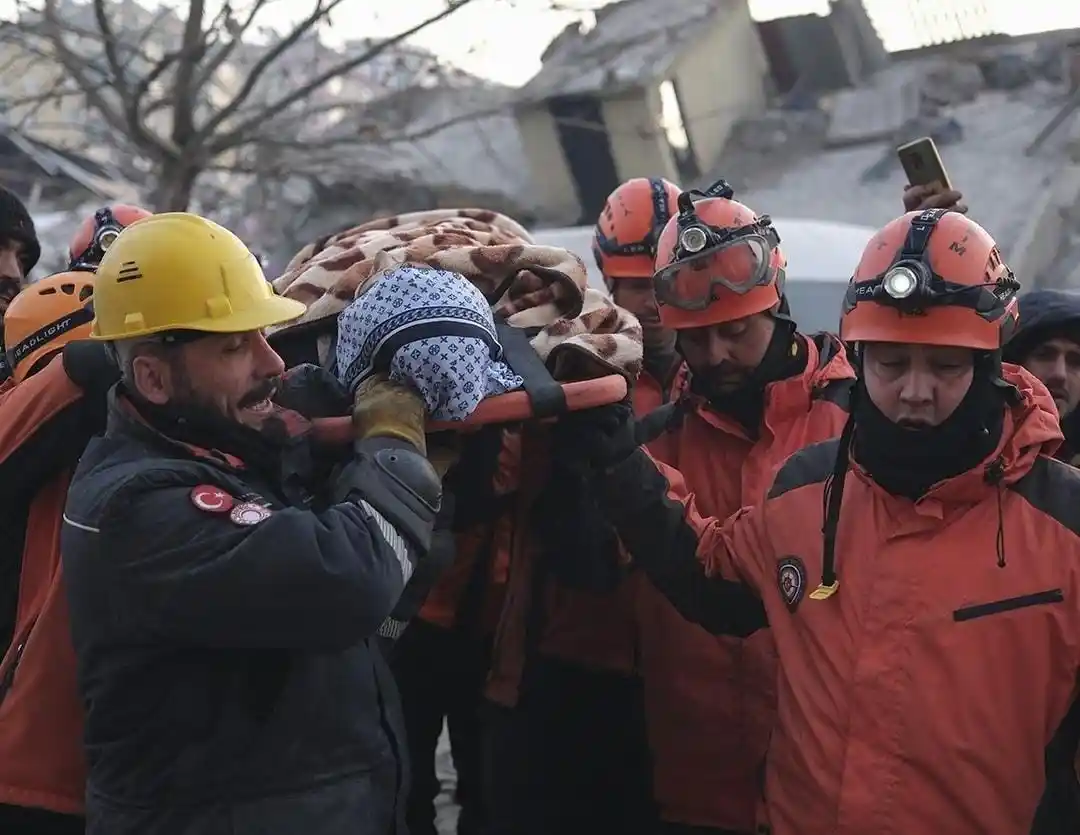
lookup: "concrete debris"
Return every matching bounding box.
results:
[727,108,829,154]
[977,51,1035,91]
[920,61,985,108]
[825,72,922,148]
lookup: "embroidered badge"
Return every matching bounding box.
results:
[190,485,235,514]
[777,556,807,612]
[229,502,272,526]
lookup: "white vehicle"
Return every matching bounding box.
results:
[531,218,876,335]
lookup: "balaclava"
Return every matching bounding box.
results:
[853,349,1008,500]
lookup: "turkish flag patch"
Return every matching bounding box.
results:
[190,484,235,514]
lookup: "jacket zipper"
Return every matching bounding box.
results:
[0,638,27,706]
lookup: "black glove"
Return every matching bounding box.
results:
[274,363,351,418]
[62,340,120,397]
[62,340,120,432]
[551,400,639,473]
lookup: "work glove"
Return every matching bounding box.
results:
[62,339,120,398]
[62,340,121,431]
[275,363,351,418]
[550,400,639,474]
[353,373,427,454]
[902,182,968,214]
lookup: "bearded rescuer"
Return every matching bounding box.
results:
[60,213,446,835]
[628,183,854,834]
[557,208,1080,835]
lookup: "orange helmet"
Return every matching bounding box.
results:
[652,192,786,330]
[4,271,94,382]
[68,204,153,272]
[593,177,681,278]
[841,209,1020,350]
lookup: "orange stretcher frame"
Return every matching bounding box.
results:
[309,374,628,446]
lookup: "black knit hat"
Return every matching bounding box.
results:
[0,186,40,275]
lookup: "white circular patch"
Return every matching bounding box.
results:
[777,557,806,611]
[229,502,272,526]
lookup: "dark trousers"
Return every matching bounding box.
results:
[482,654,656,835]
[388,619,490,835]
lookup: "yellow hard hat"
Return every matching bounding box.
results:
[90,212,306,340]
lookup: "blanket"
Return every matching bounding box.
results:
[269,208,643,383]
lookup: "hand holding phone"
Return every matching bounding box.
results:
[897,136,952,191]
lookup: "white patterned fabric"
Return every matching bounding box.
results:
[335,264,523,422]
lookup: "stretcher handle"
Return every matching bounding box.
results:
[309,374,628,446]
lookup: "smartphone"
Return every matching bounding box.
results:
[897,136,952,191]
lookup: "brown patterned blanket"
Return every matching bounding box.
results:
[269,208,642,382]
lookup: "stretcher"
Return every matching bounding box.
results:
[309,373,628,445]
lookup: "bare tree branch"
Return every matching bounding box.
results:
[207,0,483,154]
[196,0,350,145]
[4,0,526,210]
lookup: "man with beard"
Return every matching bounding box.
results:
[0,186,41,372]
[1003,289,1080,462]
[556,208,1080,835]
[617,184,855,835]
[60,212,447,835]
[1003,289,1080,835]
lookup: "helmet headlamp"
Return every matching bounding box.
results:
[882,265,919,300]
[679,226,708,254]
[97,225,121,252]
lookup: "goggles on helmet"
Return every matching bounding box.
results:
[70,207,125,272]
[654,212,781,311]
[842,208,1020,322]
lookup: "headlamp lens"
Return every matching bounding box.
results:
[679,226,708,254]
[97,227,120,251]
[883,266,918,299]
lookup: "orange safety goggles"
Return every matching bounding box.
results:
[653,217,780,311]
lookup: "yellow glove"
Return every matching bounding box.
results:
[353,374,427,454]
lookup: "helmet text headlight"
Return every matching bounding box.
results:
[883,266,918,300]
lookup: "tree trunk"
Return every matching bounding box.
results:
[149,160,201,212]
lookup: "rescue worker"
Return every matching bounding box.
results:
[59,212,445,835]
[595,177,682,402]
[1003,289,1080,835]
[0,185,41,365]
[625,183,855,834]
[484,178,685,835]
[1004,289,1080,461]
[0,272,107,835]
[67,204,152,272]
[559,208,1080,835]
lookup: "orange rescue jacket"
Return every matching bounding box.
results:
[619,365,1080,835]
[636,333,854,829]
[0,359,94,816]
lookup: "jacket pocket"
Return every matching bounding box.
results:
[953,588,1064,622]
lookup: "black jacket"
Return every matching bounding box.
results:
[61,392,415,835]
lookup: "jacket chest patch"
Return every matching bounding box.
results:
[190,485,235,514]
[777,555,808,612]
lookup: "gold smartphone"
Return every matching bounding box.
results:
[897,136,952,191]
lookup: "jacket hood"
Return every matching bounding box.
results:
[1002,288,1080,364]
[917,364,1063,504]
